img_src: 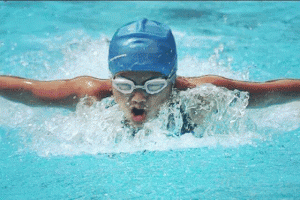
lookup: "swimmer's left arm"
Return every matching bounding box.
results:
[175,76,300,108]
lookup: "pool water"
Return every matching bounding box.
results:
[1,2,300,199]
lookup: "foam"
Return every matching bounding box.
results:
[0,85,271,156]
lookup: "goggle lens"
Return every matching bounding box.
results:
[112,78,168,94]
[145,80,167,93]
[114,82,132,91]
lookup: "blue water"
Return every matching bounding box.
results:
[1,2,300,199]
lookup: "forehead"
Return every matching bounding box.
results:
[115,71,164,83]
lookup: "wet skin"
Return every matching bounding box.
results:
[112,71,173,128]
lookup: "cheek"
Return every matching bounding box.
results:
[149,86,172,106]
[113,89,129,106]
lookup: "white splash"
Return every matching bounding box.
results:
[8,84,258,157]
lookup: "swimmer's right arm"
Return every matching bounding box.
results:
[0,76,112,109]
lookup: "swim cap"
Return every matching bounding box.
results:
[109,18,177,82]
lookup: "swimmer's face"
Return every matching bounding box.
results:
[112,71,173,128]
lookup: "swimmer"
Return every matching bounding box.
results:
[1,18,300,130]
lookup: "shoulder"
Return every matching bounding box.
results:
[70,76,110,86]
[69,76,112,100]
[175,75,230,90]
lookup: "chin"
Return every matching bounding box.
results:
[132,122,145,128]
[124,120,145,130]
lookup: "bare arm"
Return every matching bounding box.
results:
[0,76,112,109]
[175,75,300,108]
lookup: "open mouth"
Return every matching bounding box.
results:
[132,108,145,115]
[131,108,146,122]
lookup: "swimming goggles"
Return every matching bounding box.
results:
[112,77,170,94]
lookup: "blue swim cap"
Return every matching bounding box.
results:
[109,18,177,82]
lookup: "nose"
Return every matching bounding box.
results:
[130,90,147,106]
